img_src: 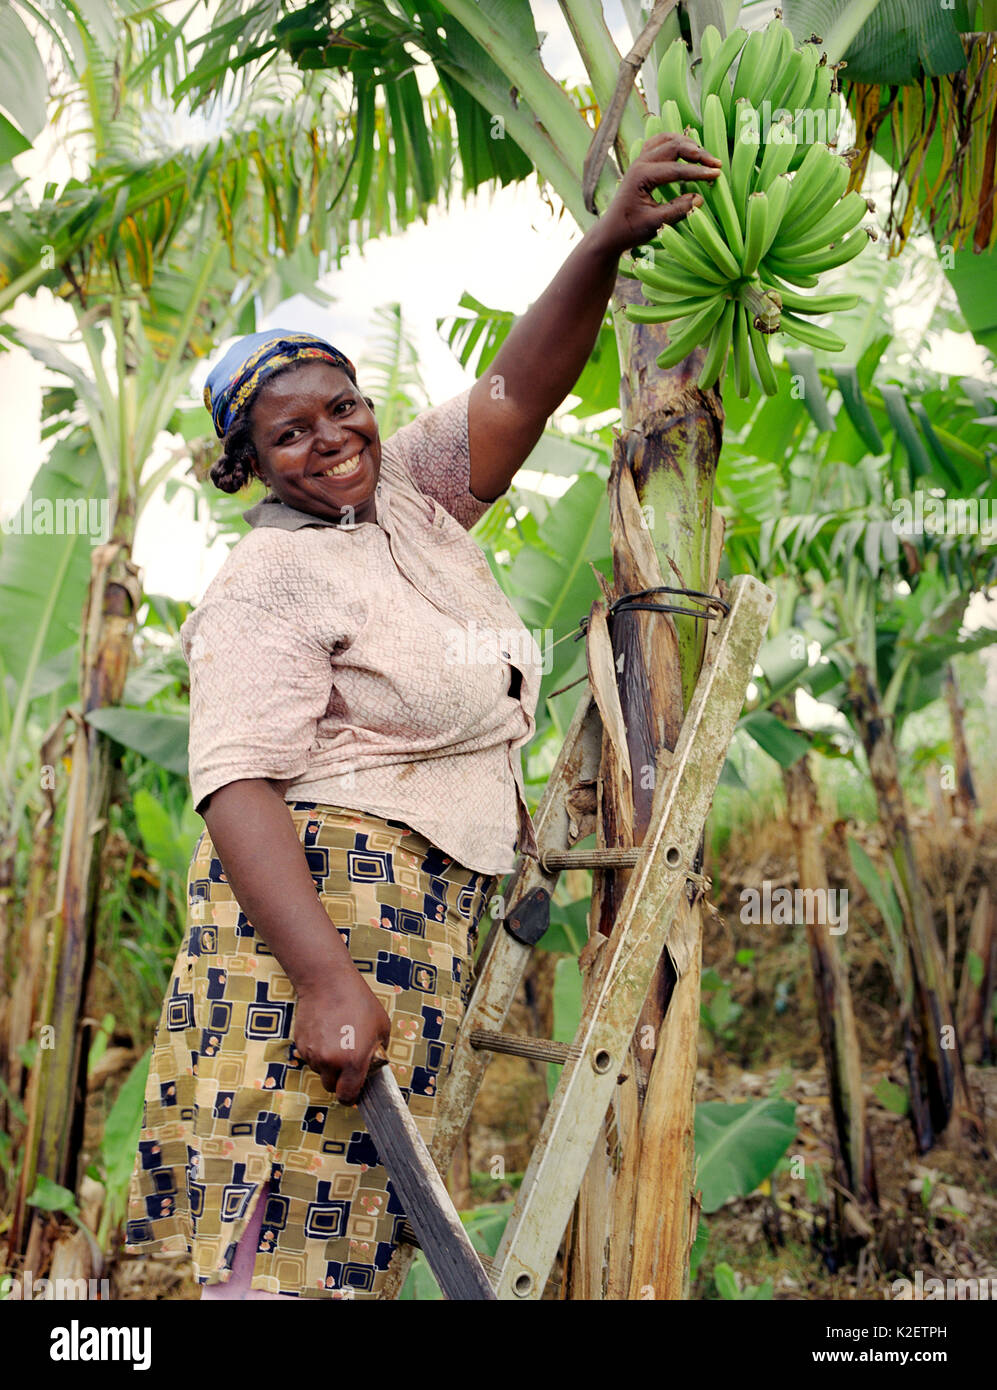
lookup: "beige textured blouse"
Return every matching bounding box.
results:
[180,386,542,875]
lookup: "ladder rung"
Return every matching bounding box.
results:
[468,1028,581,1065]
[540,847,642,871]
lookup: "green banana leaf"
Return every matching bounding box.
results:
[503,471,612,708]
[694,1095,797,1213]
[85,707,189,777]
[783,0,966,80]
[0,432,106,694]
[739,709,812,767]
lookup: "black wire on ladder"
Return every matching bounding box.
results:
[548,586,731,698]
[578,586,731,634]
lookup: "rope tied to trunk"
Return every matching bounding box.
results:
[575,585,730,638]
[547,586,731,697]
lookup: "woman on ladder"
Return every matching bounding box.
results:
[124,135,720,1299]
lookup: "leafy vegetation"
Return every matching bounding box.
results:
[0,0,994,1303]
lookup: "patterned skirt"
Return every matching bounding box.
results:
[124,802,497,1300]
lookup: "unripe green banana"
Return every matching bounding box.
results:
[770,49,804,109]
[627,296,719,324]
[728,95,759,155]
[699,24,722,71]
[769,286,859,313]
[658,39,698,129]
[683,201,742,279]
[656,295,728,369]
[781,190,867,259]
[745,18,789,108]
[729,107,760,224]
[747,317,779,395]
[809,59,833,116]
[700,168,746,258]
[768,225,872,275]
[761,264,820,289]
[701,27,748,119]
[771,19,795,92]
[659,99,684,135]
[784,61,835,171]
[782,141,834,222]
[639,287,720,315]
[732,300,752,397]
[779,42,820,115]
[624,303,676,324]
[731,29,765,106]
[682,122,706,153]
[776,155,851,239]
[698,296,736,388]
[741,193,768,275]
[757,173,791,260]
[654,221,730,284]
[779,309,846,351]
[789,92,838,169]
[702,92,731,181]
[754,124,797,190]
[639,254,727,298]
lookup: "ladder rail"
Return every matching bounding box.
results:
[490,573,775,1299]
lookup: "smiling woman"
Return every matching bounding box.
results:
[123,329,540,1301]
[120,128,723,1303]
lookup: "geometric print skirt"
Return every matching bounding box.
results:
[123,802,497,1300]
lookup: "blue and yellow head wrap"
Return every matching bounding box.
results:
[203,329,357,439]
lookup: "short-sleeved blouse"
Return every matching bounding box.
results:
[179,386,542,876]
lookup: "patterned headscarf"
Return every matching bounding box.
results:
[203,329,357,439]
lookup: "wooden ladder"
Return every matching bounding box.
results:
[359,572,776,1300]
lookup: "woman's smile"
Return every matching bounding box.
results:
[310,445,372,484]
[317,455,364,478]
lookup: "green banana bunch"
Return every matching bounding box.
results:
[625,16,875,396]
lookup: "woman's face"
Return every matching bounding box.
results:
[249,360,382,524]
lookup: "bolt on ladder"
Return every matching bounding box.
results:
[362,572,776,1299]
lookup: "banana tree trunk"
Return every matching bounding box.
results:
[10,531,141,1256]
[956,886,995,1065]
[0,830,13,993]
[564,273,723,1300]
[0,801,21,1134]
[942,662,977,821]
[846,663,980,1151]
[778,739,877,1210]
[5,717,66,1108]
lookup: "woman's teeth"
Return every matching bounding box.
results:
[322,458,360,477]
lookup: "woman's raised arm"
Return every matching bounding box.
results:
[466,132,722,502]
